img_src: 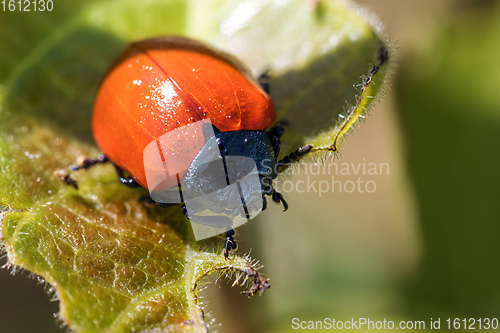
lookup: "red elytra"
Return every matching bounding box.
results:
[92,37,276,190]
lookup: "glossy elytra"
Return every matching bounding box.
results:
[70,36,388,259]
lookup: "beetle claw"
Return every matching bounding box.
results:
[224,229,237,259]
[271,189,288,211]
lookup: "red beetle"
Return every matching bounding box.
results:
[72,36,313,258]
[71,36,387,258]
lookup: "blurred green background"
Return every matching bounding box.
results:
[2,0,500,332]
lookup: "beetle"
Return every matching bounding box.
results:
[71,36,312,258]
[71,36,388,259]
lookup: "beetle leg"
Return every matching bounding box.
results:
[70,154,108,171]
[138,194,156,204]
[156,202,178,208]
[224,229,237,259]
[54,169,78,189]
[113,165,140,188]
[138,194,178,208]
[64,154,108,189]
[260,176,273,195]
[180,203,189,219]
[260,177,288,211]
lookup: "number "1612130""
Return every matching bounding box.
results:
[1,0,53,11]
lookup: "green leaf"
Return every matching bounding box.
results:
[0,0,391,332]
[189,0,391,157]
[0,109,268,333]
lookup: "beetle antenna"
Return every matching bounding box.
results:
[276,144,313,172]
